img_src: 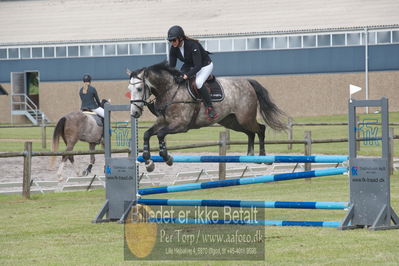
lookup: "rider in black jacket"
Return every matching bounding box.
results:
[79,74,104,117]
[167,25,218,120]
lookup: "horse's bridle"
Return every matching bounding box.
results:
[129,70,152,112]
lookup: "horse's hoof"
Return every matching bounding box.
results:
[82,170,90,176]
[166,156,173,166]
[145,160,155,172]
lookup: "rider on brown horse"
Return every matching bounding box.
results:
[79,74,104,118]
[167,25,218,121]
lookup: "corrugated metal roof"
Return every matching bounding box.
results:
[0,0,398,45]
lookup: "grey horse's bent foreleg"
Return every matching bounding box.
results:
[155,124,190,166]
[142,124,163,172]
[156,131,173,165]
[143,125,158,161]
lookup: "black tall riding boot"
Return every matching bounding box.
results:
[199,85,218,120]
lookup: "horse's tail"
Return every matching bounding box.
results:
[50,116,66,167]
[248,79,288,131]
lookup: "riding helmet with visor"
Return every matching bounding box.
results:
[167,25,185,41]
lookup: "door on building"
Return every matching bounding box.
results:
[26,71,40,107]
[11,71,40,110]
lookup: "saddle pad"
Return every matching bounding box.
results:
[83,112,103,127]
[82,111,96,115]
[187,78,224,102]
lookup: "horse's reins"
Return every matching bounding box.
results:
[159,83,197,107]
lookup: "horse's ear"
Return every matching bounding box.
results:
[126,68,132,76]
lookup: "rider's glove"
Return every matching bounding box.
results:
[175,75,185,84]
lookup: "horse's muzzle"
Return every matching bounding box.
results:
[130,106,142,118]
[131,110,141,118]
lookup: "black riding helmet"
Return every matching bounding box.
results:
[167,25,185,41]
[83,74,92,83]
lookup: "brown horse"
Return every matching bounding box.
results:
[51,111,104,180]
[128,61,287,172]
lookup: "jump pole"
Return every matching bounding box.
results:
[147,217,341,228]
[137,155,348,164]
[138,198,349,209]
[139,167,348,195]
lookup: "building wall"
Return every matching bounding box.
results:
[253,70,399,117]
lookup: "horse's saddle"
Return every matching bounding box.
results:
[82,111,103,127]
[186,75,224,102]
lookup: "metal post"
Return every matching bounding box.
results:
[41,121,46,149]
[104,104,112,159]
[389,128,394,176]
[364,27,369,114]
[356,115,360,152]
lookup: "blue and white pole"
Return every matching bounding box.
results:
[139,167,348,195]
[137,155,348,164]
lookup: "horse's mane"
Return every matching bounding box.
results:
[147,61,181,77]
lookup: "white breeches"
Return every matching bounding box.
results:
[92,107,104,118]
[195,62,214,89]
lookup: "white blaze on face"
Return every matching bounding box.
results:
[128,76,145,118]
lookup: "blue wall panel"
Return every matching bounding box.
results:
[211,45,393,76]
[368,44,399,71]
[0,44,398,83]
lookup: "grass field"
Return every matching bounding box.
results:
[1,172,399,265]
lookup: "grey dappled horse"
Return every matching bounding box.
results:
[128,61,287,172]
[51,111,104,180]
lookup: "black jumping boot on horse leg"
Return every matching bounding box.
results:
[199,85,218,121]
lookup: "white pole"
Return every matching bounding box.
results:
[365,27,369,113]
